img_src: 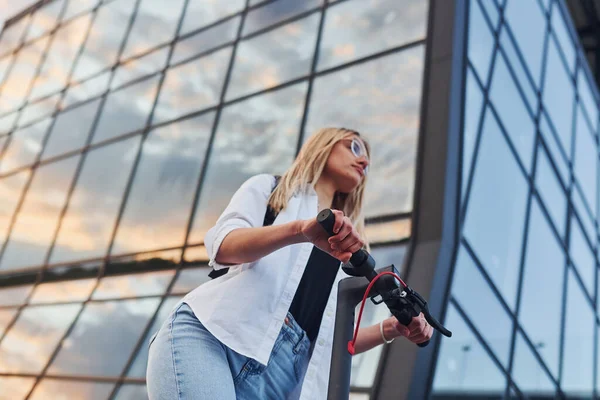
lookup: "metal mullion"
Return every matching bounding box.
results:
[0,371,141,384]
[364,212,412,225]
[168,40,236,70]
[175,12,241,44]
[240,6,321,42]
[0,12,35,96]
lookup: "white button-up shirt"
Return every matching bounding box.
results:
[183,174,348,399]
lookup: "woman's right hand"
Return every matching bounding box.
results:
[298,209,365,263]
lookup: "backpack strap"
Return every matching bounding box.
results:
[208,175,281,279]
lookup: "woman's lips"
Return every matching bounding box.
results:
[353,166,364,177]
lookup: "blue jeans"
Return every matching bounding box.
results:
[147,302,312,399]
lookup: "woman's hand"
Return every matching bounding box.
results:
[384,313,433,344]
[298,209,364,263]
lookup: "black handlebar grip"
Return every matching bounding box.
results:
[317,209,336,236]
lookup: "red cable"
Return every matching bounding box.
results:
[347,271,407,355]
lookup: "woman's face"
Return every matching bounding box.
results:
[323,135,370,193]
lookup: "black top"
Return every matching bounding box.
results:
[289,246,341,342]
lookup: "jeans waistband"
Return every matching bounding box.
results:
[282,312,310,355]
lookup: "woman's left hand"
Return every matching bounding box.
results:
[384,313,433,344]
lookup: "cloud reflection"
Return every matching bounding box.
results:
[29,379,114,400]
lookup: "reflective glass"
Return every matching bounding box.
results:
[29,278,96,304]
[569,217,595,298]
[466,0,495,83]
[573,105,597,214]
[114,384,148,400]
[63,0,100,21]
[511,332,556,397]
[462,110,528,309]
[562,269,595,396]
[29,14,92,101]
[153,47,231,123]
[92,75,160,143]
[451,245,512,366]
[121,0,186,60]
[112,113,214,255]
[180,0,245,35]
[462,67,484,199]
[499,27,537,112]
[0,156,79,271]
[243,0,321,36]
[112,46,169,89]
[572,185,596,245]
[42,98,102,160]
[189,83,306,242]
[0,284,33,307]
[431,303,506,398]
[577,69,598,133]
[170,267,211,294]
[127,296,181,377]
[226,15,318,100]
[0,308,17,337]
[0,170,30,247]
[0,55,12,86]
[543,37,575,159]
[489,54,535,172]
[539,112,569,185]
[62,70,111,108]
[17,93,61,127]
[319,0,426,71]
[0,15,31,57]
[0,118,51,173]
[24,0,66,42]
[92,270,174,300]
[47,297,161,376]
[50,137,141,264]
[518,198,564,378]
[29,379,114,400]
[0,304,81,374]
[182,245,208,263]
[503,0,546,86]
[364,218,411,243]
[479,0,500,31]
[551,4,576,73]
[171,17,240,65]
[0,377,36,400]
[305,48,425,217]
[534,146,566,237]
[0,112,18,135]
[71,0,137,82]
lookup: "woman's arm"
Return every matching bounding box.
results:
[353,314,433,354]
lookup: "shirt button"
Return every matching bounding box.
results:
[318,339,325,346]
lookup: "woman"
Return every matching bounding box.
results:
[147,127,433,399]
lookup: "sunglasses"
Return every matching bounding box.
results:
[349,138,369,175]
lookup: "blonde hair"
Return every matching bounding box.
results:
[268,127,371,245]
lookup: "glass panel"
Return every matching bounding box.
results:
[182,245,208,263]
[562,269,595,396]
[572,185,595,244]
[29,379,114,400]
[180,0,245,35]
[574,106,597,215]
[112,113,215,255]
[113,384,148,400]
[306,48,425,217]
[511,332,556,397]
[42,98,102,160]
[171,17,240,65]
[535,146,566,237]
[62,70,111,108]
[466,0,494,83]
[71,0,137,82]
[121,0,186,60]
[189,83,306,242]
[364,218,411,243]
[0,16,31,56]
[0,377,36,400]
[451,245,512,366]
[0,156,79,271]
[0,308,18,337]
[569,217,595,298]
[518,198,564,378]
[431,304,506,398]
[0,284,33,307]
[226,15,318,99]
[480,0,500,31]
[0,55,12,86]
[539,112,569,185]
[543,37,575,160]
[92,75,160,143]
[0,118,52,174]
[499,27,537,112]
[503,0,546,86]
[152,47,231,123]
[63,0,100,21]
[462,67,484,199]
[489,53,535,172]
[92,270,174,300]
[17,93,61,127]
[551,4,576,73]
[47,298,161,376]
[29,14,92,101]
[50,137,141,264]
[0,170,30,247]
[243,0,321,36]
[112,46,169,89]
[0,112,19,135]
[0,303,81,374]
[170,267,211,294]
[577,70,598,133]
[127,296,181,377]
[29,278,97,304]
[24,0,66,42]
[0,36,50,113]
[462,110,528,310]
